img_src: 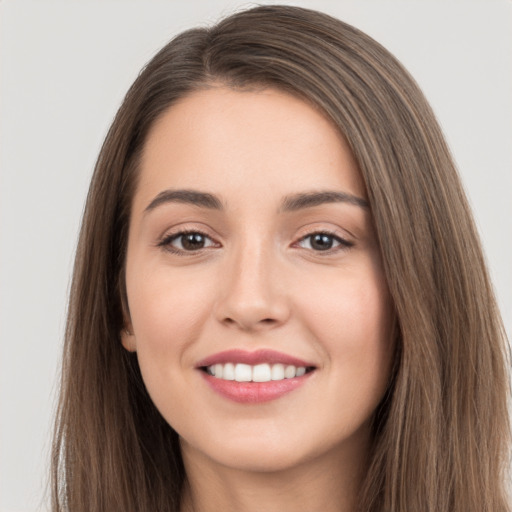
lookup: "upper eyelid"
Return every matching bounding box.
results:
[157,223,217,243]
[295,226,352,242]
[159,221,352,240]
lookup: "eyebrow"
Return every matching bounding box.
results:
[144,188,369,214]
[144,189,224,213]
[279,190,369,212]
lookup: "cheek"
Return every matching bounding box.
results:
[125,266,217,424]
[299,265,395,401]
[304,267,392,341]
[126,266,212,364]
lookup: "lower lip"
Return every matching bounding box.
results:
[200,371,313,403]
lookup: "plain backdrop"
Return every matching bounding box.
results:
[1,1,511,511]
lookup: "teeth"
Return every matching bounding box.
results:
[271,363,284,380]
[206,363,309,382]
[235,363,252,382]
[223,362,235,380]
[296,366,306,377]
[284,365,296,379]
[214,364,223,379]
[253,363,271,382]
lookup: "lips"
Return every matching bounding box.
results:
[196,348,314,368]
[196,349,316,403]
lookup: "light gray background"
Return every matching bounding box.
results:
[1,1,511,511]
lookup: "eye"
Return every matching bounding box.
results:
[158,230,218,254]
[296,231,353,252]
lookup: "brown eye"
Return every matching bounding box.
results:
[179,233,208,250]
[159,231,218,254]
[297,232,353,252]
[310,233,335,251]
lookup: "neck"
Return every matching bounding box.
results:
[180,430,369,512]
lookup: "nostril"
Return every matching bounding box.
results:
[222,317,277,328]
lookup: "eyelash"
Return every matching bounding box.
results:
[157,229,354,256]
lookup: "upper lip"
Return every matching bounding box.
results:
[196,349,315,369]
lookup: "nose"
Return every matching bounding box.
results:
[213,240,291,332]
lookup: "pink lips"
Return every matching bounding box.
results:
[196,349,315,404]
[196,349,313,368]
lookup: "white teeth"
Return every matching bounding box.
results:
[252,363,271,382]
[284,365,296,379]
[271,363,285,380]
[235,363,252,382]
[296,366,306,377]
[214,364,223,379]
[223,362,235,380]
[206,363,309,382]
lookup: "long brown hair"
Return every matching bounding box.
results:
[51,5,510,511]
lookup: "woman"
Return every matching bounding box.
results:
[51,5,510,511]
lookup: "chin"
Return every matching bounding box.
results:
[180,424,355,476]
[204,443,314,474]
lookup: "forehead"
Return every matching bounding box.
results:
[135,86,366,213]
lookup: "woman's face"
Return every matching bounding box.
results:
[122,86,395,473]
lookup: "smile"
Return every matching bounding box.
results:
[197,349,316,403]
[205,363,311,382]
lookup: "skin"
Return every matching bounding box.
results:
[122,86,395,512]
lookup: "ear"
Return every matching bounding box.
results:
[121,323,137,352]
[119,281,136,351]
